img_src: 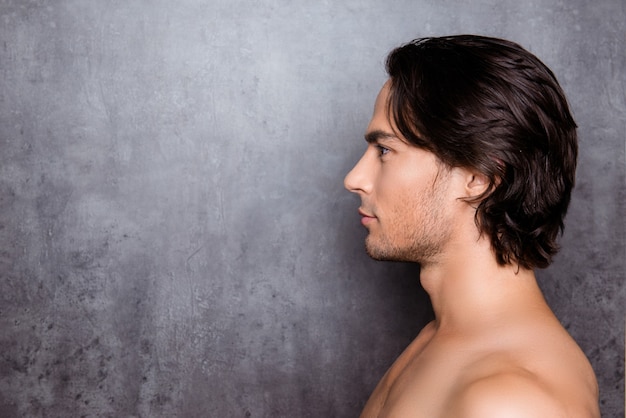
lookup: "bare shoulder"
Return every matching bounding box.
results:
[444,370,599,418]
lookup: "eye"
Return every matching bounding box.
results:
[376,145,390,157]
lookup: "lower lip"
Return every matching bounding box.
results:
[361,216,376,226]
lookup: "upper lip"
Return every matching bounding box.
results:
[358,209,375,218]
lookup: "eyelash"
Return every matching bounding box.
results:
[376,145,390,157]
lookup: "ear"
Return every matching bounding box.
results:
[464,170,492,200]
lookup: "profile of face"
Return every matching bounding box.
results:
[344,82,469,266]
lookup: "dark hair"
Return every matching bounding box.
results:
[385,35,577,269]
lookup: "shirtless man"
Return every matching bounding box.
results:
[344,35,600,417]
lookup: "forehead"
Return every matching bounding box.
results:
[365,82,451,171]
[372,80,392,117]
[367,82,391,128]
[366,81,407,143]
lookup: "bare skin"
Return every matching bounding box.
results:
[344,83,600,418]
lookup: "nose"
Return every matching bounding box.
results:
[344,152,372,195]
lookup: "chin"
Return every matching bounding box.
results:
[365,241,408,262]
[365,237,431,265]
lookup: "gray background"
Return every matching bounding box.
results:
[0,0,624,417]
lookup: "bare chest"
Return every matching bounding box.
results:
[360,324,598,418]
[362,348,462,417]
[360,324,463,418]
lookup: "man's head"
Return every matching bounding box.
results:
[346,35,577,270]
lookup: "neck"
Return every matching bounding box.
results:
[419,236,549,332]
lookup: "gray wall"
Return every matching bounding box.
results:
[0,1,623,417]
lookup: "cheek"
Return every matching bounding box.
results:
[379,179,423,225]
[376,165,417,196]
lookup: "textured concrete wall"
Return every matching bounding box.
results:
[0,1,623,417]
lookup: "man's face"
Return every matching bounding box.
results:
[344,82,461,265]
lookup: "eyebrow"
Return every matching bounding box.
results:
[364,130,399,144]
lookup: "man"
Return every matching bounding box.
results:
[344,35,600,417]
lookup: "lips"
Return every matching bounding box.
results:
[358,208,374,217]
[358,208,377,226]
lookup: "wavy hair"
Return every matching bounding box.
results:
[385,35,577,269]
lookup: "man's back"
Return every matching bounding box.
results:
[359,297,599,418]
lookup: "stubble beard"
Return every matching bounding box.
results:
[364,224,447,266]
[363,172,452,266]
